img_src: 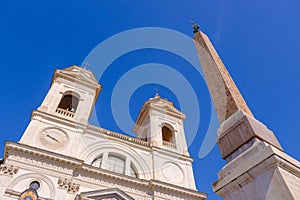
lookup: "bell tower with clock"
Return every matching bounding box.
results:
[19,65,102,158]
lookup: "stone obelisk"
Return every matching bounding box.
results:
[193,24,300,200]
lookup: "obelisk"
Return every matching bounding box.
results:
[193,23,300,200]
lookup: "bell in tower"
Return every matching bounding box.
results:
[38,65,101,123]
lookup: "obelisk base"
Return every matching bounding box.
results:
[213,112,300,200]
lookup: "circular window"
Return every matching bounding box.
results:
[29,181,40,191]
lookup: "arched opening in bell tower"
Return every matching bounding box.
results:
[58,94,79,113]
[162,125,174,143]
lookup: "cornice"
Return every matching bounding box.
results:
[134,106,150,129]
[151,146,194,162]
[213,143,300,195]
[80,164,149,187]
[150,105,186,120]
[79,165,206,198]
[4,142,83,167]
[52,69,101,92]
[31,110,88,130]
[3,142,204,199]
[134,102,185,130]
[4,189,53,200]
[150,179,207,199]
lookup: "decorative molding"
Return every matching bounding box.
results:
[30,110,87,130]
[155,191,185,200]
[8,154,73,175]
[7,172,56,199]
[5,189,54,200]
[0,164,18,176]
[150,180,207,199]
[58,177,80,194]
[5,142,82,167]
[79,173,149,197]
[54,80,61,84]
[87,125,150,147]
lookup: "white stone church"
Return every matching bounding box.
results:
[0,28,299,200]
[0,64,207,200]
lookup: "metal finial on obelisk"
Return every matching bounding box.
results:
[191,20,200,34]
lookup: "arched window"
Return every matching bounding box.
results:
[58,94,79,112]
[162,126,173,142]
[130,164,138,178]
[91,155,102,168]
[140,128,148,141]
[29,181,40,191]
[90,153,139,178]
[107,155,125,174]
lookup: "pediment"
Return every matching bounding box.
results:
[150,101,183,116]
[78,188,134,200]
[135,95,186,127]
[147,97,184,117]
[56,65,99,85]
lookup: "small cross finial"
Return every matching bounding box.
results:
[154,88,160,97]
[82,62,90,69]
[191,20,200,34]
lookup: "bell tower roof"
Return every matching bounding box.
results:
[134,94,185,130]
[52,65,100,86]
[51,65,101,107]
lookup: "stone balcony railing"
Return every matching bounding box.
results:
[88,125,150,147]
[55,108,74,118]
[162,141,176,149]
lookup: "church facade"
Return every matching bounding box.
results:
[0,66,207,199]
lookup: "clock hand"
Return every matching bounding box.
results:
[46,134,61,143]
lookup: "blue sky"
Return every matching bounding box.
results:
[0,1,299,199]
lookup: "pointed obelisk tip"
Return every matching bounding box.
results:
[191,20,200,34]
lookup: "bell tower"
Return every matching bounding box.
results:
[38,65,101,123]
[133,94,197,189]
[133,93,189,156]
[19,65,101,158]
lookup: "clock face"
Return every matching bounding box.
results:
[162,162,184,184]
[38,128,68,150]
